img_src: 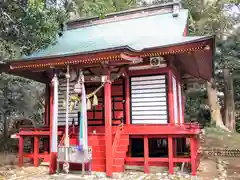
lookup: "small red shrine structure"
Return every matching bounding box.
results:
[5,2,214,178]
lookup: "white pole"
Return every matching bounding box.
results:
[65,65,70,147]
[63,66,71,173]
[51,74,59,153]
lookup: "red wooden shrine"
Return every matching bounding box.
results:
[4,2,214,178]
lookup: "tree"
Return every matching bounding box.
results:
[185,1,239,131]
[0,0,67,141]
[184,1,240,131]
[215,26,240,131]
[67,0,138,19]
[0,0,140,142]
[0,0,68,59]
[146,0,240,131]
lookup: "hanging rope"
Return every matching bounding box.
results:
[62,72,121,111]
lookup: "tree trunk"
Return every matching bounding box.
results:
[223,69,235,132]
[3,112,8,138]
[206,79,230,131]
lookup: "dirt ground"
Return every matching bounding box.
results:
[198,127,240,180]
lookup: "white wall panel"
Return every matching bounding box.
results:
[132,101,167,107]
[131,79,165,85]
[132,110,167,115]
[131,84,166,90]
[132,106,167,111]
[132,92,166,98]
[131,74,168,124]
[131,75,166,81]
[58,81,78,126]
[132,120,168,124]
[132,97,166,102]
[131,88,166,94]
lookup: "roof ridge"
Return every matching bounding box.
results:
[67,1,181,30]
[65,9,188,32]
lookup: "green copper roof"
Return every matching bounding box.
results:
[22,9,197,60]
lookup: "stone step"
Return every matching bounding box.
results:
[40,161,50,166]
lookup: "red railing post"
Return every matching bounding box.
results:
[144,136,150,173]
[190,136,197,176]
[34,136,39,167]
[112,124,123,158]
[18,136,24,167]
[168,136,174,174]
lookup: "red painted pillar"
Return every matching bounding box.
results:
[168,70,174,124]
[190,136,197,176]
[168,136,174,174]
[144,136,150,173]
[18,136,24,167]
[104,69,113,177]
[177,82,181,125]
[125,76,130,125]
[34,136,39,167]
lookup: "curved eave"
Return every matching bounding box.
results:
[8,35,215,71]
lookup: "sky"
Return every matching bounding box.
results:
[224,4,240,17]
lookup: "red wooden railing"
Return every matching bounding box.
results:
[112,123,124,158]
[58,125,75,146]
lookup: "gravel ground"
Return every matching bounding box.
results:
[0,165,195,180]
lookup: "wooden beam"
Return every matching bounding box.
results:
[87,67,104,76]
[86,68,94,75]
[104,69,113,177]
[123,125,201,135]
[125,157,190,163]
[128,67,169,76]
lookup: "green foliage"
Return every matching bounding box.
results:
[0,0,67,124]
[70,0,138,18]
[235,118,240,133]
[0,0,139,126]
[216,27,240,70]
[0,0,68,59]
[184,89,211,126]
[181,1,240,126]
[0,73,45,123]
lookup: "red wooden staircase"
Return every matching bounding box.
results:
[112,133,129,172]
[60,124,130,173]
